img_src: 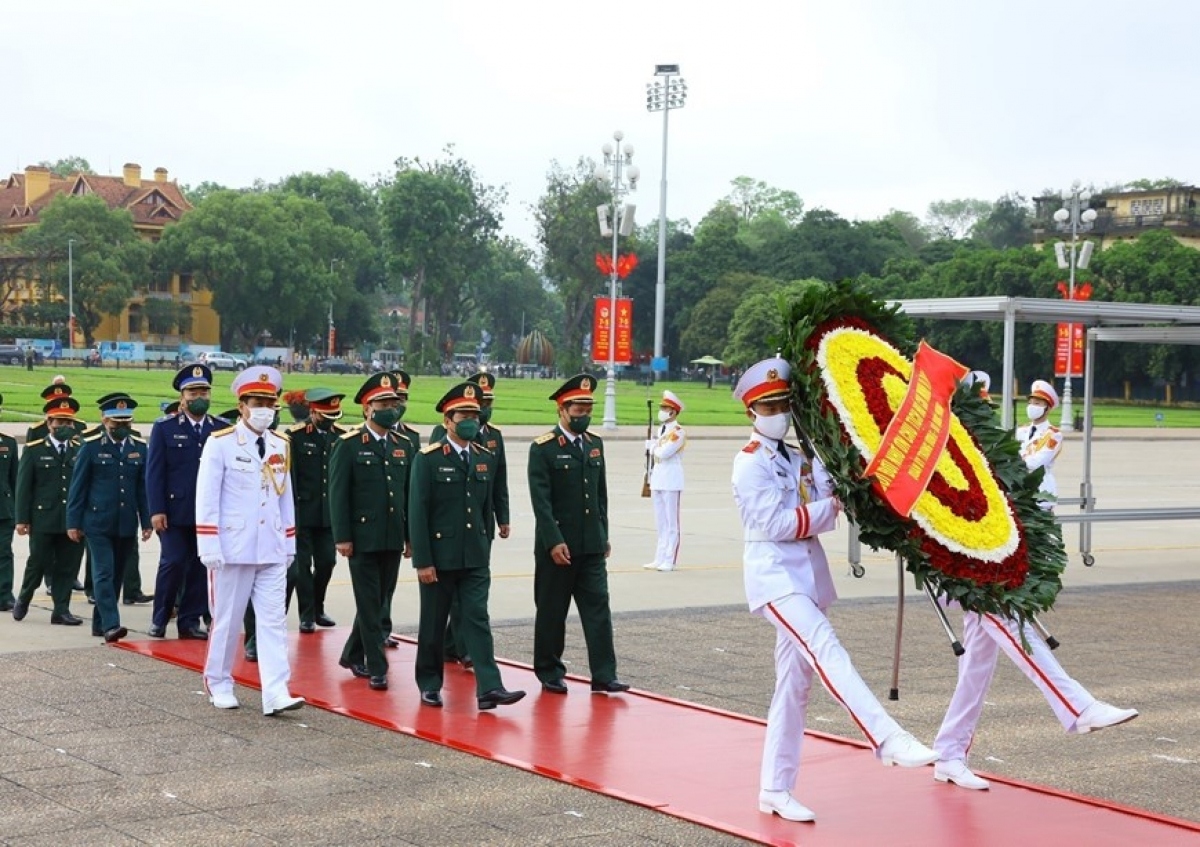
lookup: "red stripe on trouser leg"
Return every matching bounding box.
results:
[766,601,880,748]
[983,612,1081,719]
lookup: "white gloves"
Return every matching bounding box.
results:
[644,439,656,452]
[200,555,225,571]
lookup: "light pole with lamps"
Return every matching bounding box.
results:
[67,238,75,353]
[1052,183,1097,432]
[594,131,640,430]
[328,258,341,357]
[646,64,687,379]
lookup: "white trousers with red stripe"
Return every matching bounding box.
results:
[760,593,902,792]
[651,489,681,567]
[933,611,1095,763]
[203,561,293,713]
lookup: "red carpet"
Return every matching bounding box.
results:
[117,631,1200,846]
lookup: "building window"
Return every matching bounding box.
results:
[127,305,142,335]
[1130,198,1165,216]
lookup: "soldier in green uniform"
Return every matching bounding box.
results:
[527,374,629,695]
[430,371,510,667]
[12,397,87,625]
[67,393,152,642]
[380,369,420,650]
[0,394,18,611]
[287,388,346,631]
[411,382,525,710]
[330,372,411,691]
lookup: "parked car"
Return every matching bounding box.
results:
[315,357,362,374]
[0,344,44,366]
[202,352,248,371]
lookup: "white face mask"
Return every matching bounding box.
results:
[246,407,275,432]
[1026,403,1046,422]
[657,409,673,423]
[754,411,791,441]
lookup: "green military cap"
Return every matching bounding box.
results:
[215,407,240,424]
[354,372,401,405]
[466,371,496,398]
[305,387,345,419]
[44,396,81,418]
[160,400,180,416]
[549,373,597,405]
[41,383,73,401]
[97,392,137,419]
[391,369,412,396]
[436,382,482,415]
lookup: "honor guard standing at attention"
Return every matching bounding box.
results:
[146,363,221,640]
[411,382,525,710]
[26,382,88,596]
[643,389,687,573]
[380,369,420,650]
[0,395,18,612]
[66,393,151,642]
[1016,379,1064,507]
[527,374,628,695]
[429,371,511,667]
[731,357,936,824]
[196,366,304,715]
[330,372,411,691]
[12,396,87,625]
[287,388,346,631]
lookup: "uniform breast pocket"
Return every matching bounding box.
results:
[432,527,457,541]
[230,465,258,488]
[587,457,603,468]
[301,444,319,456]
[436,475,458,484]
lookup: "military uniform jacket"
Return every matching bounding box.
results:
[1016,420,1062,500]
[0,432,17,522]
[328,426,410,553]
[67,433,151,538]
[410,439,496,572]
[429,422,509,531]
[527,426,608,556]
[15,436,81,533]
[146,412,223,526]
[648,420,686,492]
[195,422,297,564]
[288,421,345,528]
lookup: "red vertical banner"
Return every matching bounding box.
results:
[591,297,633,366]
[1053,323,1084,378]
[328,326,337,357]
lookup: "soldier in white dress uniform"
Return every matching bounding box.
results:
[196,366,304,716]
[643,390,686,572]
[731,357,936,824]
[932,378,1138,791]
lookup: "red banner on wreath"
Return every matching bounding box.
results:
[591,297,633,366]
[864,341,968,518]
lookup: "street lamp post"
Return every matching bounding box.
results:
[646,64,687,380]
[328,258,341,357]
[67,238,75,353]
[1052,183,1097,432]
[594,130,640,430]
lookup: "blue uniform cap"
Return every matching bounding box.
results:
[98,393,138,419]
[173,363,213,392]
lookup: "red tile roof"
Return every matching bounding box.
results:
[0,166,193,234]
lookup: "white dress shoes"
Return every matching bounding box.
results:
[1075,700,1139,734]
[210,691,240,710]
[934,759,990,790]
[642,562,661,570]
[264,695,305,716]
[656,563,676,572]
[758,789,816,822]
[878,730,938,767]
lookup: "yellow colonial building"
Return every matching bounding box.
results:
[1033,185,1200,250]
[0,162,219,348]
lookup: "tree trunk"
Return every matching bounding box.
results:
[407,267,424,356]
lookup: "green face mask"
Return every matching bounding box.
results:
[477,407,492,425]
[288,403,309,422]
[185,397,211,416]
[454,418,480,441]
[110,425,132,441]
[313,415,333,431]
[51,425,75,442]
[371,407,401,429]
[567,414,591,435]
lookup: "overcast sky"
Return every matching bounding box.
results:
[7,1,1198,249]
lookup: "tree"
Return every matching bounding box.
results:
[724,177,804,225]
[723,279,826,366]
[679,272,775,362]
[470,238,559,362]
[15,195,150,347]
[37,156,93,177]
[179,180,229,205]
[926,198,993,240]
[666,204,750,356]
[972,193,1032,250]
[877,209,930,251]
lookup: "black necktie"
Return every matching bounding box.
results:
[777,441,790,462]
[58,442,66,458]
[195,423,202,437]
[256,436,265,459]
[461,448,470,469]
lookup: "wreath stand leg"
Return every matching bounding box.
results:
[889,554,904,701]
[924,581,965,658]
[1030,615,1060,650]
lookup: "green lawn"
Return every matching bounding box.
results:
[1,363,1197,428]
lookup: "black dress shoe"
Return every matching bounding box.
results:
[123,592,153,605]
[478,688,526,710]
[179,627,209,640]
[299,621,316,634]
[541,679,569,694]
[244,645,258,662]
[147,624,166,638]
[461,656,474,671]
[383,636,399,649]
[51,612,84,626]
[420,690,443,707]
[103,626,128,643]
[338,658,370,679]
[86,595,95,605]
[315,613,336,627]
[368,675,389,691]
[0,600,13,613]
[73,579,85,591]
[10,600,27,621]
[92,629,103,637]
[590,679,631,694]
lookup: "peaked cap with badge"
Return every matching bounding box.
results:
[44,396,81,418]
[733,357,792,409]
[354,372,402,405]
[41,383,74,402]
[232,366,282,399]
[172,363,213,392]
[467,371,496,399]
[436,382,482,415]
[1029,379,1059,409]
[305,388,344,419]
[549,374,596,405]
[96,392,137,419]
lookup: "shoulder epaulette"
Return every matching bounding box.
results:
[25,437,45,448]
[339,429,360,441]
[131,435,147,444]
[420,442,442,454]
[475,443,494,455]
[742,440,762,453]
[273,430,290,440]
[287,422,308,433]
[84,433,104,442]
[534,431,556,445]
[212,426,237,438]
[486,423,501,432]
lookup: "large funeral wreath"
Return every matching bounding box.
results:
[778,281,1066,623]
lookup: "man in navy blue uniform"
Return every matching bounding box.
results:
[145,363,221,639]
[67,393,152,642]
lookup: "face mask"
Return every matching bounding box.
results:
[477,407,493,425]
[246,407,275,432]
[313,416,333,431]
[658,410,673,423]
[567,414,591,435]
[185,397,211,416]
[110,425,132,441]
[288,403,309,422]
[1026,403,1046,422]
[754,411,791,441]
[51,425,75,442]
[455,418,480,441]
[371,407,401,429]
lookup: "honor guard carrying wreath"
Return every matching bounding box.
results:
[196,366,304,715]
[731,357,936,824]
[643,389,686,572]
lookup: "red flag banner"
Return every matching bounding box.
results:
[864,340,969,517]
[591,297,634,366]
[1053,323,1085,378]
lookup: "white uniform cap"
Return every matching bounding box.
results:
[733,357,791,408]
[232,366,283,399]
